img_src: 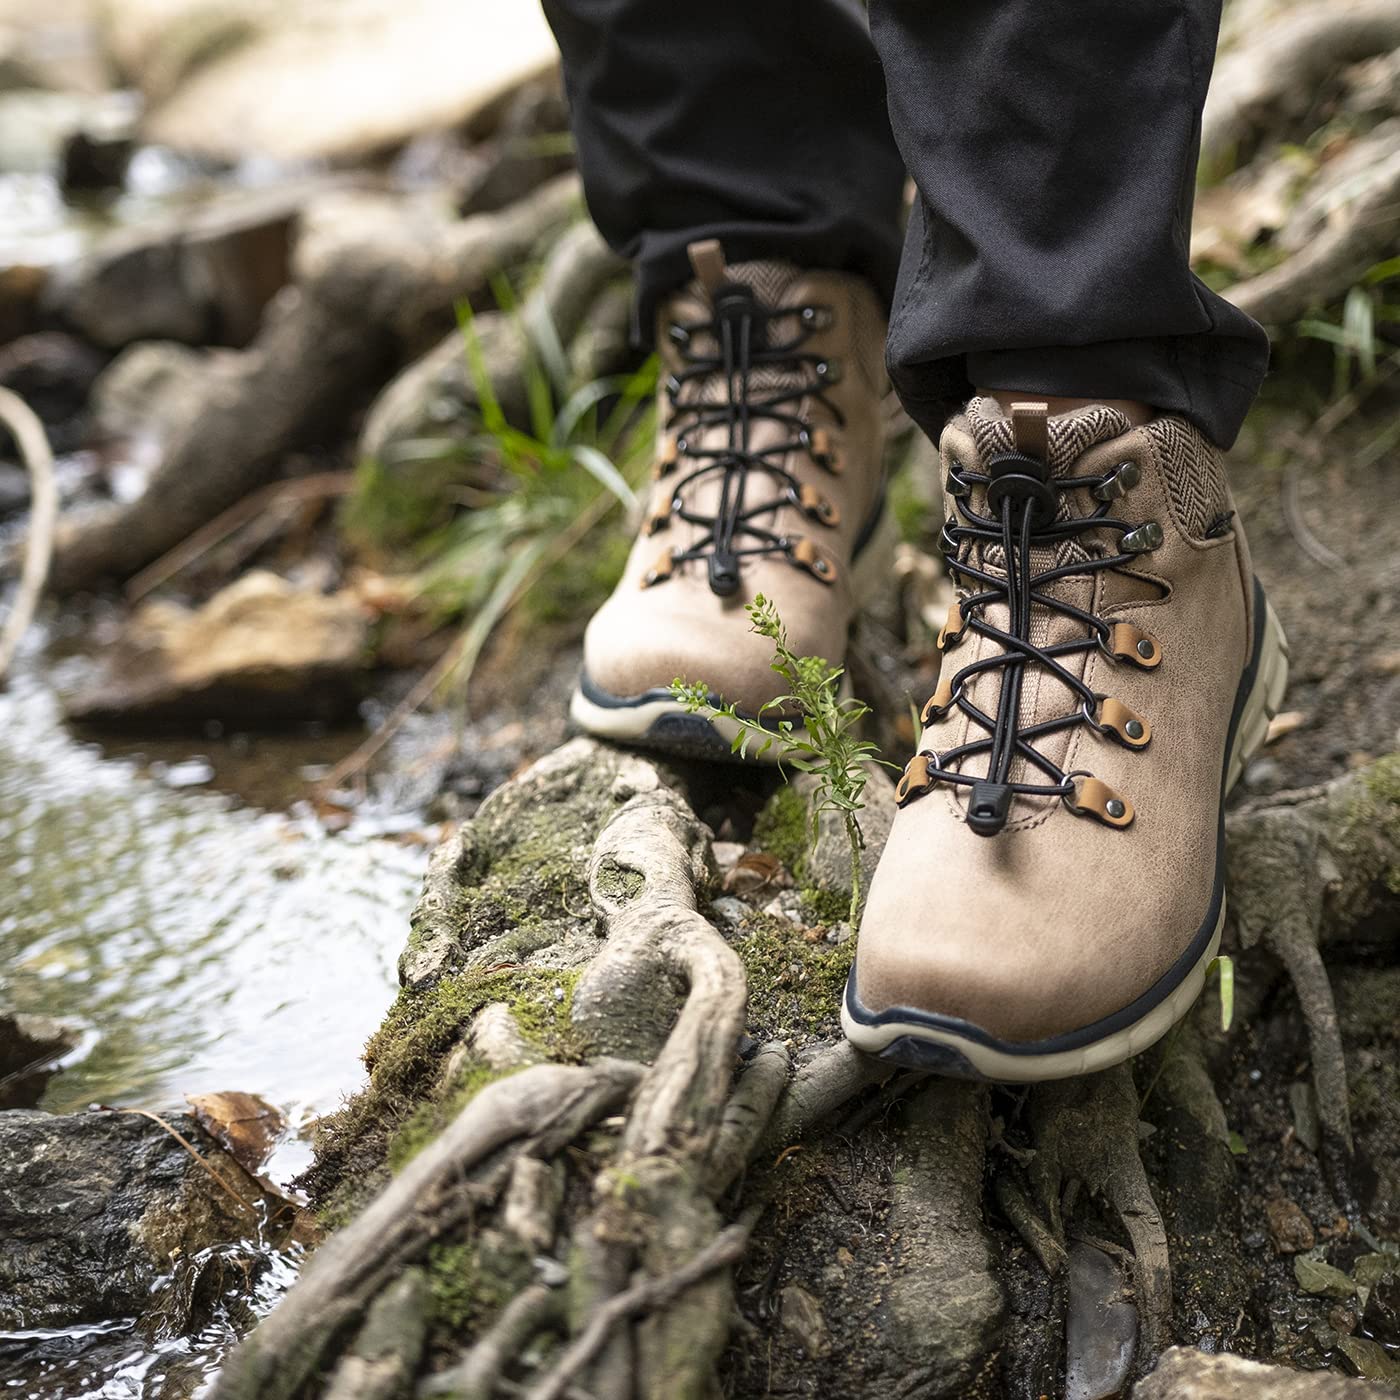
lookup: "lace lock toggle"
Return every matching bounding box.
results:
[967,780,1013,836]
[986,451,1058,522]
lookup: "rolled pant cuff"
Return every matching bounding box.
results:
[890,334,1270,452]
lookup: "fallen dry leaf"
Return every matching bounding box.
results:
[187,1090,285,1175]
[725,852,792,897]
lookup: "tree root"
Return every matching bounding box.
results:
[228,739,1399,1398]
[1203,0,1400,172]
[1227,758,1400,1198]
[28,174,583,592]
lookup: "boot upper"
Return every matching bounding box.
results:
[854,398,1256,1044]
[582,244,888,714]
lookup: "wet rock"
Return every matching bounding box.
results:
[1065,1243,1137,1400]
[1266,1196,1317,1254]
[59,127,133,193]
[0,332,105,454]
[778,1283,829,1357]
[1359,1273,1400,1348]
[99,0,557,163]
[0,265,46,344]
[1295,1254,1356,1300]
[1337,1334,1400,1387]
[1132,1346,1397,1397]
[45,186,310,349]
[65,570,372,731]
[0,1107,269,1331]
[0,1011,84,1109]
[0,463,30,516]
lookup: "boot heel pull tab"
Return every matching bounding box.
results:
[688,239,728,294]
[966,779,1013,836]
[1010,402,1050,461]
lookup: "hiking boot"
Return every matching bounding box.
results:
[843,397,1289,1080]
[570,240,894,760]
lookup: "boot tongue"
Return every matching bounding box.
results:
[942,397,1134,811]
[964,395,1131,575]
[967,394,1131,480]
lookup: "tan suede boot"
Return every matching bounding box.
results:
[843,397,1289,1080]
[570,240,893,759]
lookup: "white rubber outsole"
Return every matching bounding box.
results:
[840,595,1291,1082]
[569,507,900,764]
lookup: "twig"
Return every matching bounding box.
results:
[124,472,355,602]
[524,1207,761,1400]
[0,386,57,686]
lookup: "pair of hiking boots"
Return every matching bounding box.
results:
[572,244,1289,1082]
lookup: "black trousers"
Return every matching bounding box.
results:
[540,0,1272,448]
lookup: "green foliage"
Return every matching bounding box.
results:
[345,271,658,704]
[670,594,886,926]
[1296,261,1400,399]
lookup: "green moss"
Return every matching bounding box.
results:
[736,912,854,1040]
[594,857,644,902]
[387,1057,515,1172]
[1333,754,1400,911]
[752,784,812,877]
[425,1241,510,1333]
[799,887,851,926]
[366,965,582,1102]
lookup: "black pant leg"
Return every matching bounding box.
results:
[869,0,1270,447]
[541,0,906,334]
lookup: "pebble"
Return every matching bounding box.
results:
[1265,1196,1316,1254]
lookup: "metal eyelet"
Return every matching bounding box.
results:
[667,323,690,346]
[945,466,971,498]
[1092,461,1142,502]
[814,357,842,384]
[1121,521,1164,554]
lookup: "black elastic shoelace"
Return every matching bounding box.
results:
[905,448,1161,835]
[657,281,843,597]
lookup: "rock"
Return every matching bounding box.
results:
[1354,1252,1400,1289]
[1338,1333,1400,1386]
[45,185,316,349]
[1132,1346,1398,1397]
[0,264,46,344]
[0,462,30,516]
[99,0,558,163]
[0,332,105,454]
[1065,1243,1137,1400]
[1266,1196,1317,1254]
[0,1107,270,1331]
[1360,1273,1400,1349]
[778,1283,829,1357]
[64,570,372,730]
[0,1011,85,1109]
[1294,1254,1356,1300]
[59,126,133,193]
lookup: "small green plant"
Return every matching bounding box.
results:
[345,278,657,705]
[1296,259,1400,400]
[670,594,885,927]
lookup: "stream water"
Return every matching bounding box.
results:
[0,665,430,1397]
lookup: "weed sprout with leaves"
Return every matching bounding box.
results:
[670,594,887,927]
